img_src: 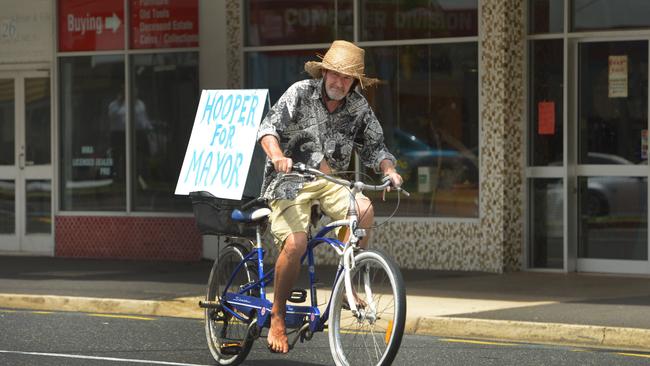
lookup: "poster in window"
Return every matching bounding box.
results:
[608,55,628,98]
[538,101,555,135]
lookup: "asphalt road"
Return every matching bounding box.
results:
[2,309,650,366]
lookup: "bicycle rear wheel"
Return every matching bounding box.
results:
[205,243,258,365]
[329,249,406,366]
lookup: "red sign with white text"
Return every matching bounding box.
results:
[58,0,125,52]
[130,0,199,49]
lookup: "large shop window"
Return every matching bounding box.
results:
[59,53,198,212]
[244,2,479,218]
[60,56,126,211]
[57,0,199,213]
[245,43,478,218]
[365,43,479,217]
[131,52,199,212]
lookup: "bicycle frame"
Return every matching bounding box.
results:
[219,218,353,337]
[218,165,400,342]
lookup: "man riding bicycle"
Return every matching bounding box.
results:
[257,40,403,354]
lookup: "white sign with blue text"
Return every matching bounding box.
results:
[175,89,268,200]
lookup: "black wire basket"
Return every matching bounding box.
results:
[189,191,258,238]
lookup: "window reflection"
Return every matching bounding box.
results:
[0,180,14,234]
[360,0,478,41]
[246,49,315,104]
[244,43,479,218]
[578,176,647,260]
[59,55,126,211]
[529,178,563,269]
[572,0,650,31]
[529,0,564,34]
[365,43,479,217]
[245,0,353,46]
[26,180,51,234]
[131,53,198,212]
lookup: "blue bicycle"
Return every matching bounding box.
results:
[195,163,407,366]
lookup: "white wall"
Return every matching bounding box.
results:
[199,0,228,89]
[0,0,52,65]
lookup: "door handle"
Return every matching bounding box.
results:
[18,152,25,170]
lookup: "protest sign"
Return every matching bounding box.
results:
[175,89,268,200]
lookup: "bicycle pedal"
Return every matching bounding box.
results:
[288,288,307,303]
[220,342,242,355]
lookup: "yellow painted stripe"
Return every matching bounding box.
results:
[31,311,53,315]
[617,352,650,359]
[88,314,155,321]
[0,310,16,313]
[441,338,518,347]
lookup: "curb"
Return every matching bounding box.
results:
[406,316,650,352]
[3,294,650,352]
[0,294,203,319]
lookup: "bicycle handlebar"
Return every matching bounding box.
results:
[292,162,410,197]
[241,197,266,210]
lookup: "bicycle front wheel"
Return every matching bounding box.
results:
[329,249,406,366]
[205,243,257,365]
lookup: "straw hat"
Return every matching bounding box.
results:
[304,40,379,89]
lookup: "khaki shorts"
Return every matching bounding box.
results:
[269,178,368,250]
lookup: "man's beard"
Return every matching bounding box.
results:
[325,84,347,101]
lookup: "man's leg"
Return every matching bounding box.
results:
[268,231,307,353]
[323,187,375,249]
[355,197,374,249]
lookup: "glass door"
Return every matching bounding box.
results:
[575,39,649,274]
[0,71,53,254]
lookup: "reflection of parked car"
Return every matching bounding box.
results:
[549,153,646,217]
[582,153,646,217]
[391,129,478,192]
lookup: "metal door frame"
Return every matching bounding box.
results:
[570,36,650,274]
[0,70,53,255]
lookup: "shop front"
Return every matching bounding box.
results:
[1,0,528,271]
[9,0,648,275]
[1,0,208,260]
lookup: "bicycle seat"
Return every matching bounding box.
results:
[231,207,271,223]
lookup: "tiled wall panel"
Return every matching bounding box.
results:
[55,216,202,261]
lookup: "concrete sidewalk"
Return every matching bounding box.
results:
[1,256,650,352]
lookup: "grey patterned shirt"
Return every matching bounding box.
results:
[257,78,396,201]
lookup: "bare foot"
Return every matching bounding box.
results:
[267,312,289,353]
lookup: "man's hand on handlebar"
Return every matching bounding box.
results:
[272,157,293,173]
[383,170,403,190]
[379,159,403,191]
